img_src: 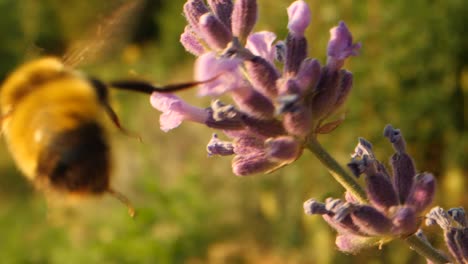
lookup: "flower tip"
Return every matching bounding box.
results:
[327,21,360,62]
[287,0,311,36]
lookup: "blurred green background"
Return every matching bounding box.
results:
[0,0,466,263]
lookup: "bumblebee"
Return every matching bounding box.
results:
[0,1,209,217]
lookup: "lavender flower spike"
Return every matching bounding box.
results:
[154,0,360,176]
[327,21,361,70]
[305,126,440,254]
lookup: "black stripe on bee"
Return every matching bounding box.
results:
[36,122,111,194]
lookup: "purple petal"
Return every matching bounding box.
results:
[195,52,243,96]
[150,93,209,132]
[246,31,277,63]
[327,21,361,69]
[282,104,313,138]
[287,0,311,36]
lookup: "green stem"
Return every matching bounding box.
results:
[305,136,367,203]
[305,136,450,264]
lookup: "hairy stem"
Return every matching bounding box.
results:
[305,136,367,203]
[305,136,450,264]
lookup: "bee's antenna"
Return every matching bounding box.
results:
[107,188,136,218]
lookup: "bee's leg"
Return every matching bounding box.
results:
[107,188,136,218]
[108,75,219,94]
[88,78,142,141]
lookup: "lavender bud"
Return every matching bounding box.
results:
[282,105,313,137]
[284,33,307,76]
[350,205,393,236]
[287,0,311,36]
[184,0,210,33]
[333,70,353,110]
[231,0,258,41]
[199,13,233,50]
[347,158,364,178]
[207,134,235,156]
[242,115,286,138]
[365,170,399,212]
[180,26,205,56]
[406,173,435,213]
[303,199,329,215]
[295,58,321,93]
[333,202,355,222]
[277,78,302,95]
[245,56,280,98]
[323,214,363,236]
[392,206,418,236]
[310,66,340,120]
[327,21,361,70]
[233,133,264,155]
[207,0,233,29]
[325,197,345,212]
[384,124,406,153]
[448,208,467,227]
[322,199,363,235]
[390,151,416,204]
[456,228,468,262]
[232,152,278,176]
[265,136,301,162]
[231,86,275,119]
[425,207,451,230]
[352,137,374,159]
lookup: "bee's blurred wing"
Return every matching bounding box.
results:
[62,0,144,68]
